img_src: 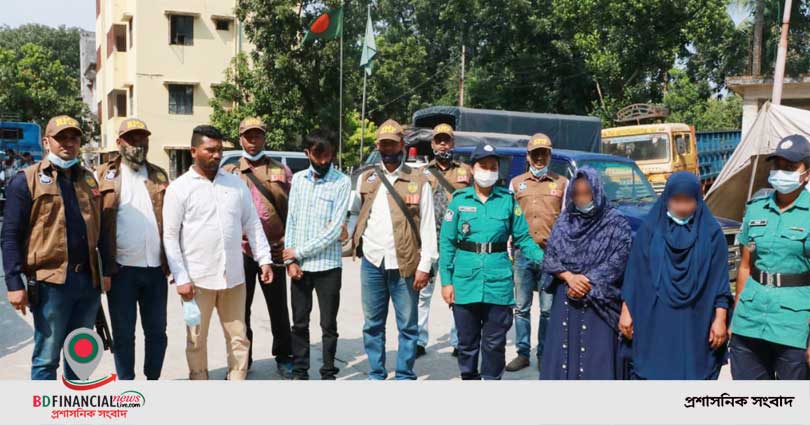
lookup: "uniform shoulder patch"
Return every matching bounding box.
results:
[444,209,454,221]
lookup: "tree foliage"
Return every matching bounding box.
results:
[0,24,83,77]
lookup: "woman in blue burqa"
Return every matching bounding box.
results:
[540,167,632,379]
[620,172,732,379]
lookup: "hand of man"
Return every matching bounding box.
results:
[565,274,591,298]
[287,263,303,281]
[7,289,28,316]
[102,276,112,293]
[441,285,455,305]
[260,264,274,284]
[177,282,195,301]
[413,270,430,291]
[708,317,728,350]
[339,224,349,242]
[283,248,297,262]
[619,302,633,340]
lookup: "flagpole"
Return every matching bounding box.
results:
[338,5,344,170]
[360,71,367,162]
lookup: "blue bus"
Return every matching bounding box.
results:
[0,121,43,160]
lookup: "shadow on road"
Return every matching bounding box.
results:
[0,287,34,359]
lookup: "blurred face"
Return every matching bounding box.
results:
[527,148,550,169]
[191,136,223,174]
[45,129,82,160]
[431,134,454,153]
[572,178,593,208]
[377,138,404,156]
[667,193,698,219]
[240,129,266,156]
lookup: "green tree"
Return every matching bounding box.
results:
[664,69,742,130]
[0,24,83,77]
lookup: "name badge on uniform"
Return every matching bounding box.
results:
[105,170,116,181]
[749,219,767,227]
[39,173,53,185]
[458,206,477,213]
[790,226,805,232]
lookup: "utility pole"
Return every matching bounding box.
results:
[772,0,793,105]
[458,44,465,108]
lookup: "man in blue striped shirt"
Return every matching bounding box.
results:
[282,129,350,380]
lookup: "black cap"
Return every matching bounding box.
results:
[468,142,502,164]
[767,134,810,163]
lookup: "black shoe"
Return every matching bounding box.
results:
[416,345,427,358]
[291,373,309,380]
[452,348,459,358]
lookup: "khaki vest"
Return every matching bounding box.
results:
[97,156,169,276]
[352,165,426,277]
[511,171,568,248]
[22,159,101,285]
[424,160,472,201]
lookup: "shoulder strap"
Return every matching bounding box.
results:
[244,170,287,225]
[374,165,421,249]
[426,166,456,195]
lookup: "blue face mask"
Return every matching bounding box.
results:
[183,299,201,327]
[530,165,547,178]
[241,150,264,162]
[575,201,595,214]
[768,169,806,194]
[667,210,693,226]
[47,152,79,169]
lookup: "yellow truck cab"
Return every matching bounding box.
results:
[601,123,698,194]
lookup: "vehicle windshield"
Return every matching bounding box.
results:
[602,133,670,162]
[577,160,657,204]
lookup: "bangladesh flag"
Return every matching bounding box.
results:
[303,6,343,43]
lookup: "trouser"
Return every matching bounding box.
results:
[107,266,168,380]
[360,258,419,380]
[453,302,513,380]
[31,270,101,380]
[417,264,458,348]
[185,284,249,380]
[513,248,552,359]
[290,267,342,379]
[730,334,810,380]
[244,255,292,365]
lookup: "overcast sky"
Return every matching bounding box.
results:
[1,0,96,31]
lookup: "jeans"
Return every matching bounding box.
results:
[453,303,513,380]
[417,264,458,348]
[730,334,810,380]
[244,255,292,365]
[360,258,419,380]
[31,270,101,380]
[290,267,342,379]
[513,248,553,359]
[107,266,168,380]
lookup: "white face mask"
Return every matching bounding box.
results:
[474,169,498,188]
[241,150,265,162]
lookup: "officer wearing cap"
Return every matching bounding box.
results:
[1,115,102,380]
[416,123,471,358]
[439,142,543,380]
[730,134,810,380]
[96,118,171,380]
[350,119,437,380]
[505,132,569,372]
[221,117,294,378]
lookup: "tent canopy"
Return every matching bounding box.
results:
[705,102,810,221]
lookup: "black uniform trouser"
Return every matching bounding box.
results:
[730,334,809,380]
[453,302,513,380]
[290,267,342,379]
[244,255,292,365]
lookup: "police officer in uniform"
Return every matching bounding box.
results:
[222,117,294,378]
[506,133,568,372]
[416,123,472,358]
[439,143,544,380]
[730,134,810,380]
[1,115,102,380]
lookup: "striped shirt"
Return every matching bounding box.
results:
[284,166,351,272]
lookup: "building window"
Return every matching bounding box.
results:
[168,84,194,115]
[214,19,231,31]
[170,15,194,45]
[128,86,134,116]
[107,90,127,119]
[129,18,134,48]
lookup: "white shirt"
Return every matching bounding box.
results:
[163,167,272,290]
[350,164,437,273]
[115,163,162,267]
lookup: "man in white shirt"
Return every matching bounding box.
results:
[98,118,171,380]
[163,125,273,380]
[349,119,437,380]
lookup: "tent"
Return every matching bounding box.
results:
[705,102,810,221]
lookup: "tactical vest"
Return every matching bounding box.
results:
[511,171,568,248]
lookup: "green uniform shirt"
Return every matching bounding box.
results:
[731,189,810,349]
[439,186,544,306]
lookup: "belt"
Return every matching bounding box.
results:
[68,263,89,273]
[750,265,810,288]
[455,240,508,254]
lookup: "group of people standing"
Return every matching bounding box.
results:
[2,113,809,381]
